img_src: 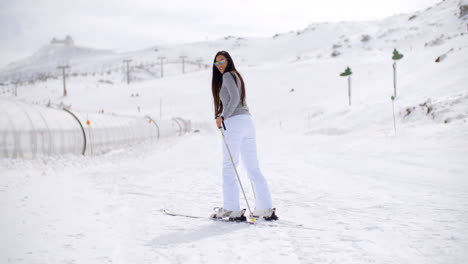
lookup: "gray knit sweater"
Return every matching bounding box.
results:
[220,71,250,119]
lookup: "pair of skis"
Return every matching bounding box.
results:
[163,209,258,225]
[162,209,308,229]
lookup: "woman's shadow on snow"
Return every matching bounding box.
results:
[146,222,249,247]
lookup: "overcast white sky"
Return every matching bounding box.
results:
[1,0,440,68]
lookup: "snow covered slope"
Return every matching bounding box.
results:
[1,0,467,83]
[0,0,467,263]
[0,36,115,80]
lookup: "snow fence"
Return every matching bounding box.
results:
[0,98,191,159]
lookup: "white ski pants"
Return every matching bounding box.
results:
[221,114,273,211]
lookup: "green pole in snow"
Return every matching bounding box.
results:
[340,67,353,106]
[392,49,404,98]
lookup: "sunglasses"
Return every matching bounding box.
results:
[214,59,227,66]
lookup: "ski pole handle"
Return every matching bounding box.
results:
[217,121,226,130]
[215,116,226,130]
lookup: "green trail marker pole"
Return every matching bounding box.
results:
[340,66,353,106]
[392,49,404,98]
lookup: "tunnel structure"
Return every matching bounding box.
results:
[0,98,191,159]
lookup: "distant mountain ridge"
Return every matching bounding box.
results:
[1,35,115,79]
[0,0,466,82]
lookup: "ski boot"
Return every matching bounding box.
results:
[252,208,278,221]
[210,207,247,222]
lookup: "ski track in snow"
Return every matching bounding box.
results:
[1,124,467,264]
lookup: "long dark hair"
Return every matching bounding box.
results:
[211,50,246,117]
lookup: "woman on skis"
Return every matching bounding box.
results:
[210,50,278,221]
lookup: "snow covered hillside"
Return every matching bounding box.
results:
[1,0,467,263]
[1,0,467,84]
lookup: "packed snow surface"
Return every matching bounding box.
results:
[1,0,467,263]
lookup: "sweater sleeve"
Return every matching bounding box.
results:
[221,72,240,118]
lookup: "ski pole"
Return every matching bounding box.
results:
[219,121,254,218]
[220,122,257,202]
